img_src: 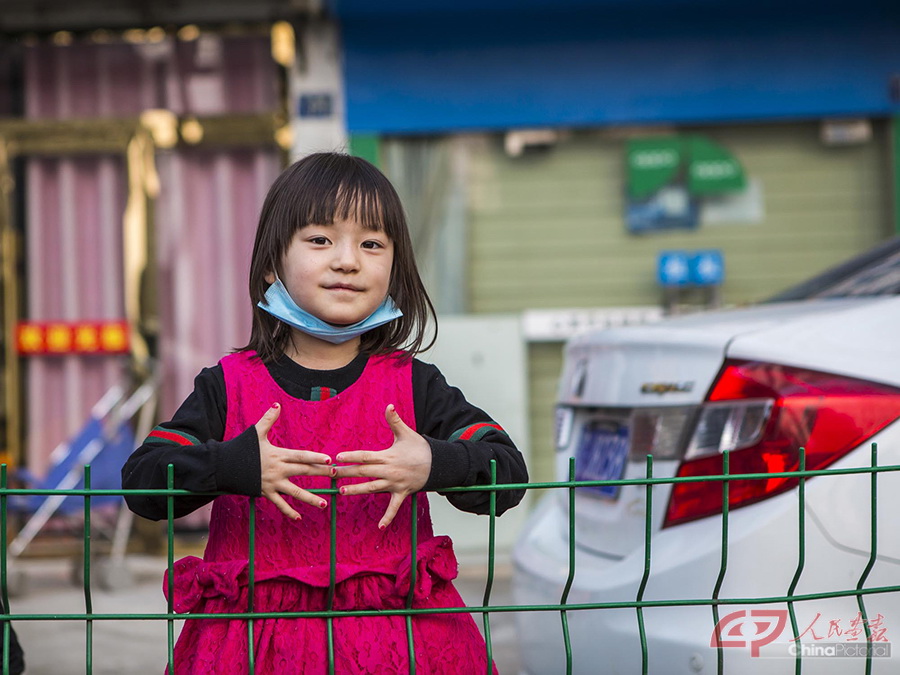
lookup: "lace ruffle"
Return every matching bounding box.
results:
[165,535,457,614]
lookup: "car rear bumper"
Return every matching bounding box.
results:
[512,440,900,674]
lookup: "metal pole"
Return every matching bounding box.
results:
[0,141,20,468]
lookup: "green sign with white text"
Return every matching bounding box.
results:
[627,135,745,198]
[627,137,684,198]
[687,136,746,194]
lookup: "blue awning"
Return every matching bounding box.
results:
[333,0,900,134]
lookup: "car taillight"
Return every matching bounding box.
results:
[663,360,900,527]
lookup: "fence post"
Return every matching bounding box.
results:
[635,455,654,675]
[560,457,576,675]
[166,464,175,672]
[711,450,731,675]
[787,447,807,674]
[855,443,879,674]
[405,493,418,675]
[482,460,498,674]
[83,465,93,674]
[327,475,337,675]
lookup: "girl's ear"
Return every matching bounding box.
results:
[264,271,276,284]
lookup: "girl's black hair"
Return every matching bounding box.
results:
[241,152,437,362]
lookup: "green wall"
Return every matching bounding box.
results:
[526,342,566,485]
[468,123,889,312]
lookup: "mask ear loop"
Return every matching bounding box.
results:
[265,260,291,342]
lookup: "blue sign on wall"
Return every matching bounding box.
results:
[658,249,724,287]
[299,93,335,118]
[657,251,691,286]
[689,250,724,286]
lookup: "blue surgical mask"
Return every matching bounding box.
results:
[258,277,403,344]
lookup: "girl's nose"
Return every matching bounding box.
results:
[331,242,360,271]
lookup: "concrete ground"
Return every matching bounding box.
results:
[7,555,521,674]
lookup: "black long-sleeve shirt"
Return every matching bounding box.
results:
[122,351,527,521]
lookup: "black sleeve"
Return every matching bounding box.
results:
[121,366,262,521]
[412,360,528,516]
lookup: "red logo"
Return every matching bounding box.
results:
[711,610,788,657]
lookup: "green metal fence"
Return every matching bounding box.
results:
[1,445,899,674]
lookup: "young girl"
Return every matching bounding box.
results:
[122,152,527,674]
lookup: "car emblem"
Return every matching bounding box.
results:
[640,381,694,395]
[570,360,589,399]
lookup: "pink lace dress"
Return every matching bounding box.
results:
[165,351,495,674]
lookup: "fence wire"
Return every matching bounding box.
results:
[0,444,898,674]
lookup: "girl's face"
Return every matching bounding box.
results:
[268,217,394,329]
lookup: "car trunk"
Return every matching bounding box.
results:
[554,300,880,560]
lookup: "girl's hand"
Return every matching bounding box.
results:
[256,403,334,521]
[333,404,432,530]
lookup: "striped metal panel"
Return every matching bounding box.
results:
[155,149,280,418]
[23,42,139,477]
[468,122,890,312]
[23,156,128,477]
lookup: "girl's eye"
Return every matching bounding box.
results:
[309,236,330,245]
[362,240,385,250]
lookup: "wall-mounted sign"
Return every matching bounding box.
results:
[657,251,691,286]
[16,321,130,355]
[298,93,334,118]
[522,307,664,342]
[626,185,699,234]
[686,136,745,195]
[658,249,724,287]
[628,137,684,199]
[628,136,746,197]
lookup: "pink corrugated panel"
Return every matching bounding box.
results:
[22,36,280,484]
[155,148,281,417]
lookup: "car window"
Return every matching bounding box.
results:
[766,237,900,301]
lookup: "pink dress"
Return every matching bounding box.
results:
[165,351,495,674]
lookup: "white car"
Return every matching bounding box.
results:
[513,238,900,674]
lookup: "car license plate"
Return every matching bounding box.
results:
[574,421,629,500]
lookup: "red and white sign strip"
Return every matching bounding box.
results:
[16,321,131,355]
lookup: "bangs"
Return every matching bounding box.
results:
[289,154,406,240]
[306,183,388,233]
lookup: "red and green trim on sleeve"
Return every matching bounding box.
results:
[448,422,508,443]
[145,426,201,447]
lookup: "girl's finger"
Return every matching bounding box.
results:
[378,492,406,530]
[282,463,335,479]
[265,492,301,521]
[332,463,385,479]
[283,484,329,510]
[281,450,332,466]
[335,450,382,464]
[338,479,390,496]
[384,404,411,438]
[255,402,281,436]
